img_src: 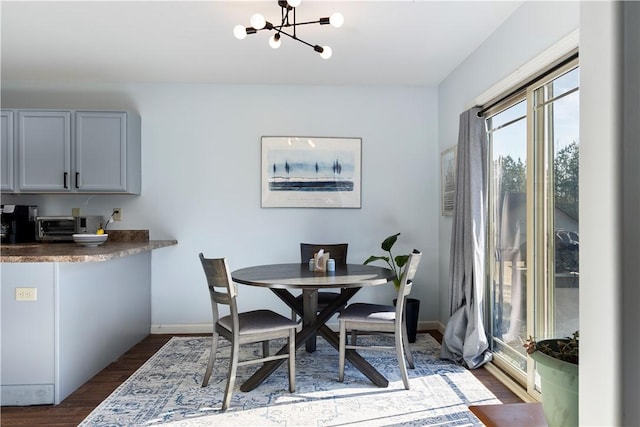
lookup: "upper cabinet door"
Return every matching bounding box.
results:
[1,111,15,192]
[75,111,128,192]
[18,111,72,192]
[6,109,140,195]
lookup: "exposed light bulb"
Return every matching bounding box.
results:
[233,25,247,40]
[329,12,344,28]
[269,34,281,49]
[250,13,266,30]
[287,0,302,7]
[320,46,332,59]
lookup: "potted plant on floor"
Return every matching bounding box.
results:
[364,233,420,342]
[524,331,579,427]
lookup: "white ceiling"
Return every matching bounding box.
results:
[1,1,523,86]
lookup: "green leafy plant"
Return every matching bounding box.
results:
[364,233,410,291]
[523,331,579,365]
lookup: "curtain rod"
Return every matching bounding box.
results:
[476,51,579,117]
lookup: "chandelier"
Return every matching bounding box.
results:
[233,0,344,59]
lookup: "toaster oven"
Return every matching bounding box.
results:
[36,215,103,241]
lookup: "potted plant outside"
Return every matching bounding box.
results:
[524,331,579,427]
[364,233,420,342]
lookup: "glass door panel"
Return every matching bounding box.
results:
[487,98,528,373]
[532,67,580,341]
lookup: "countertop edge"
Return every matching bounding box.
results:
[1,240,178,263]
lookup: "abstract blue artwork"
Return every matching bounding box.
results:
[261,137,361,208]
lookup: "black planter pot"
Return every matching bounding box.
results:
[393,298,421,343]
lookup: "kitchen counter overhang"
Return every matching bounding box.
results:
[1,240,177,263]
[1,232,177,405]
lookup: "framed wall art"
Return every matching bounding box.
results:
[441,145,457,216]
[261,136,362,208]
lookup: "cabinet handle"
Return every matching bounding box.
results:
[64,172,69,189]
[75,172,80,189]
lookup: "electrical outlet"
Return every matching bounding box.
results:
[16,287,37,301]
[112,208,122,221]
[72,207,80,217]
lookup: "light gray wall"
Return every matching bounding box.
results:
[580,2,620,424]
[438,1,640,425]
[580,2,640,425]
[437,0,579,326]
[620,2,640,422]
[1,83,440,330]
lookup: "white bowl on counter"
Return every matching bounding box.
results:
[72,233,108,247]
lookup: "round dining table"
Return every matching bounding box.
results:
[231,262,395,391]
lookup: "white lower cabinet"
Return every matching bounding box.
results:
[0,253,151,405]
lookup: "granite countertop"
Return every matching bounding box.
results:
[0,230,177,263]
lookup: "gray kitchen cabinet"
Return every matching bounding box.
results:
[12,110,141,194]
[75,111,141,193]
[1,111,15,192]
[17,110,72,192]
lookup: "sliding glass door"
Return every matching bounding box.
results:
[487,97,528,375]
[485,60,579,393]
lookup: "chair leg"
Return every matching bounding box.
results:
[401,321,415,369]
[350,330,357,345]
[222,340,240,411]
[338,320,347,382]
[202,332,219,387]
[288,328,296,392]
[262,340,270,357]
[395,328,410,390]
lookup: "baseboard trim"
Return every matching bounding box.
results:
[420,320,444,333]
[1,384,54,406]
[151,324,212,334]
[483,362,537,403]
[151,320,444,335]
[433,320,446,334]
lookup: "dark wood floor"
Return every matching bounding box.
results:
[0,331,523,426]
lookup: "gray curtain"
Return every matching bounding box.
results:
[440,107,492,369]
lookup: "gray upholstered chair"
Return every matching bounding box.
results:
[292,243,349,321]
[199,253,298,410]
[338,249,422,390]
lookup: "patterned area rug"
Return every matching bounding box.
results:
[80,334,499,426]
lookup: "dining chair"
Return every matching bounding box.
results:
[338,249,422,390]
[292,243,349,321]
[199,253,298,410]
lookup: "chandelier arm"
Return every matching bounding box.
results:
[270,21,323,32]
[288,19,325,26]
[293,7,296,38]
[281,4,290,26]
[272,28,316,50]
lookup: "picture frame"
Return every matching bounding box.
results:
[261,136,362,208]
[441,145,457,216]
